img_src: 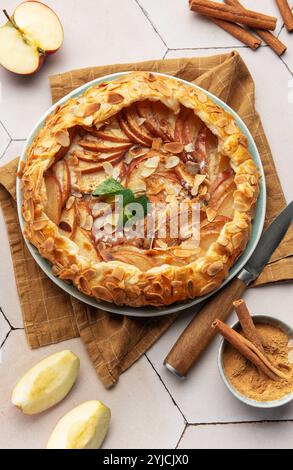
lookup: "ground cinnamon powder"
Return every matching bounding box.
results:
[223,323,293,401]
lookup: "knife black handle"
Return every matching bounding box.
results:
[164,277,246,378]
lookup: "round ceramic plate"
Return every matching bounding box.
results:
[16,72,266,317]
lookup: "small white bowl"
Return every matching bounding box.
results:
[218,315,293,408]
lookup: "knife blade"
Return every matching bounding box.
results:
[238,200,293,284]
[164,202,293,379]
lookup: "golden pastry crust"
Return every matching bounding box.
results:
[21,72,259,307]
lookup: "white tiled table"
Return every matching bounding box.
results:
[0,0,293,449]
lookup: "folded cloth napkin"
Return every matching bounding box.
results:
[1,51,293,388]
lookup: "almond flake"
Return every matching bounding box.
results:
[55,130,70,147]
[83,116,94,126]
[107,93,124,104]
[185,161,200,175]
[66,196,75,210]
[206,208,217,222]
[137,117,146,126]
[42,138,55,149]
[184,143,195,153]
[112,167,120,180]
[32,219,48,231]
[84,215,93,231]
[165,155,180,169]
[43,237,54,252]
[102,161,113,176]
[163,142,184,154]
[141,167,156,178]
[191,174,206,196]
[124,153,132,164]
[104,222,114,234]
[132,179,146,193]
[197,91,208,103]
[144,156,160,169]
[225,120,238,135]
[216,117,229,128]
[71,190,83,198]
[83,102,101,117]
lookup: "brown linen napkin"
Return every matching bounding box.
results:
[0,51,292,389]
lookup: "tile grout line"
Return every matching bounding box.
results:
[187,418,293,427]
[0,138,12,160]
[0,327,12,349]
[134,0,169,49]
[175,423,188,449]
[0,306,23,332]
[144,353,188,424]
[280,56,293,77]
[0,119,12,141]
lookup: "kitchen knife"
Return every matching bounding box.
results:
[164,201,293,379]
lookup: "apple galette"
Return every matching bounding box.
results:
[21,72,259,307]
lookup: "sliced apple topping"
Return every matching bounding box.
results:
[123,107,153,146]
[136,101,169,140]
[74,227,100,262]
[78,137,132,153]
[52,160,71,207]
[44,173,62,225]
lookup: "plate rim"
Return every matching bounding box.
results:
[16,71,266,317]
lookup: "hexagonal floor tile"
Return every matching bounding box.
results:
[0,0,166,139]
[138,0,284,49]
[178,422,293,449]
[0,330,185,449]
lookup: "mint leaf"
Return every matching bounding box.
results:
[119,189,135,207]
[134,195,149,217]
[92,177,124,197]
[123,195,150,225]
[92,178,151,228]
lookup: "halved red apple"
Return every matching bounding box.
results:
[0,1,63,75]
[44,173,62,225]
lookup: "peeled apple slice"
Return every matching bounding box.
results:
[11,350,80,415]
[46,400,111,449]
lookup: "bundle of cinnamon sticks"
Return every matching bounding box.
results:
[212,299,288,381]
[189,0,293,56]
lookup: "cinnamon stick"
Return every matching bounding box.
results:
[189,0,278,31]
[225,0,287,56]
[212,319,289,381]
[210,17,261,50]
[275,0,293,32]
[233,299,265,354]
